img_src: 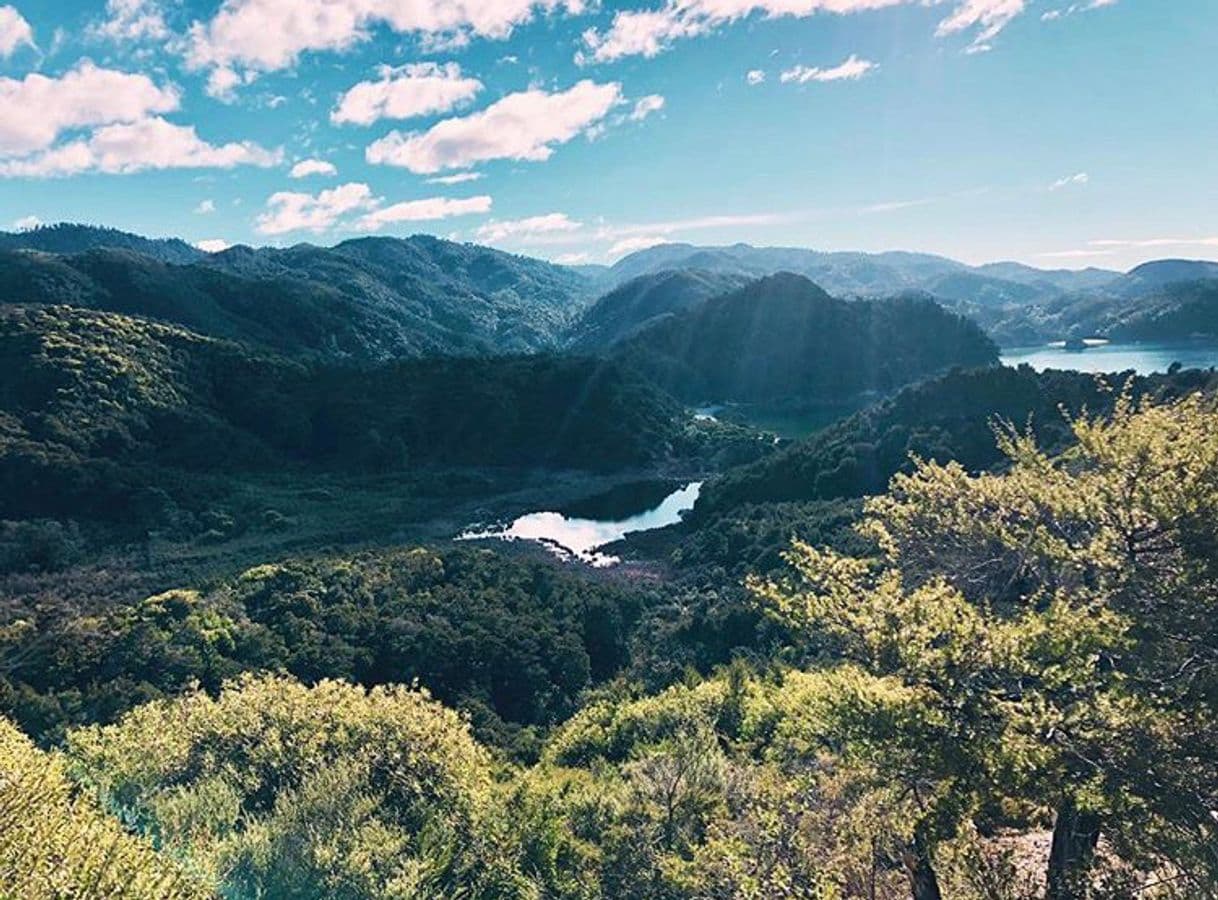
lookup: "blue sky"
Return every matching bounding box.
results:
[0,0,1214,270]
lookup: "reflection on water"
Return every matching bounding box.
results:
[1001,341,1218,375]
[457,481,702,567]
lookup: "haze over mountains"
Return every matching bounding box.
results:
[594,241,1218,345]
[1,225,1217,362]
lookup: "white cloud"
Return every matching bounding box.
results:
[194,199,216,214]
[289,158,337,178]
[1042,0,1116,21]
[475,212,581,243]
[580,0,1029,63]
[578,8,704,64]
[628,94,665,121]
[554,251,590,264]
[91,0,169,42]
[579,1,913,64]
[467,209,796,259]
[256,182,378,235]
[12,214,40,231]
[936,0,1025,52]
[256,182,491,234]
[366,80,623,174]
[426,171,482,185]
[355,194,493,231]
[196,238,232,252]
[1088,236,1218,249]
[0,61,179,157]
[1049,171,1089,190]
[0,117,282,177]
[205,66,250,101]
[780,54,877,84]
[0,5,33,56]
[608,235,669,257]
[332,62,482,126]
[186,0,584,93]
[1037,249,1114,260]
[746,69,766,86]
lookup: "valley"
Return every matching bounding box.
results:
[2,223,1218,900]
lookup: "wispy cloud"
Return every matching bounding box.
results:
[1042,0,1117,21]
[426,172,483,185]
[579,0,1028,65]
[1088,236,1218,249]
[780,55,877,84]
[1049,171,1089,191]
[475,213,581,244]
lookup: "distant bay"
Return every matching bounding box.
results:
[1001,340,1218,375]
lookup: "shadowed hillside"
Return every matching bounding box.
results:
[610,272,999,404]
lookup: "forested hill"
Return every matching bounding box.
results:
[0,233,597,359]
[610,272,999,404]
[565,269,750,350]
[0,223,204,264]
[0,305,684,522]
[695,363,1218,517]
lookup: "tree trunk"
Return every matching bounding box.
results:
[902,828,942,900]
[1047,799,1101,900]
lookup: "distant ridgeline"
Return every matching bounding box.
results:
[609,272,999,405]
[597,242,1218,345]
[0,227,597,359]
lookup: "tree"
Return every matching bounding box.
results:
[752,389,1218,898]
[0,716,206,899]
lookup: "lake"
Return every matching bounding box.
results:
[457,481,702,567]
[1001,341,1218,374]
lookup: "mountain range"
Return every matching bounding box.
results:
[0,226,596,360]
[598,242,1218,345]
[2,225,1217,357]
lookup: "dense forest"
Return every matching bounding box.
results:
[5,391,1217,899]
[0,227,597,359]
[2,226,1218,899]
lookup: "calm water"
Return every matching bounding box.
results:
[693,401,869,439]
[1002,341,1218,374]
[457,481,702,567]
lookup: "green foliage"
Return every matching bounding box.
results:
[752,390,1218,895]
[0,232,597,359]
[1,547,648,752]
[0,305,685,523]
[0,223,203,263]
[0,715,205,899]
[699,363,1218,517]
[67,674,498,899]
[566,269,750,351]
